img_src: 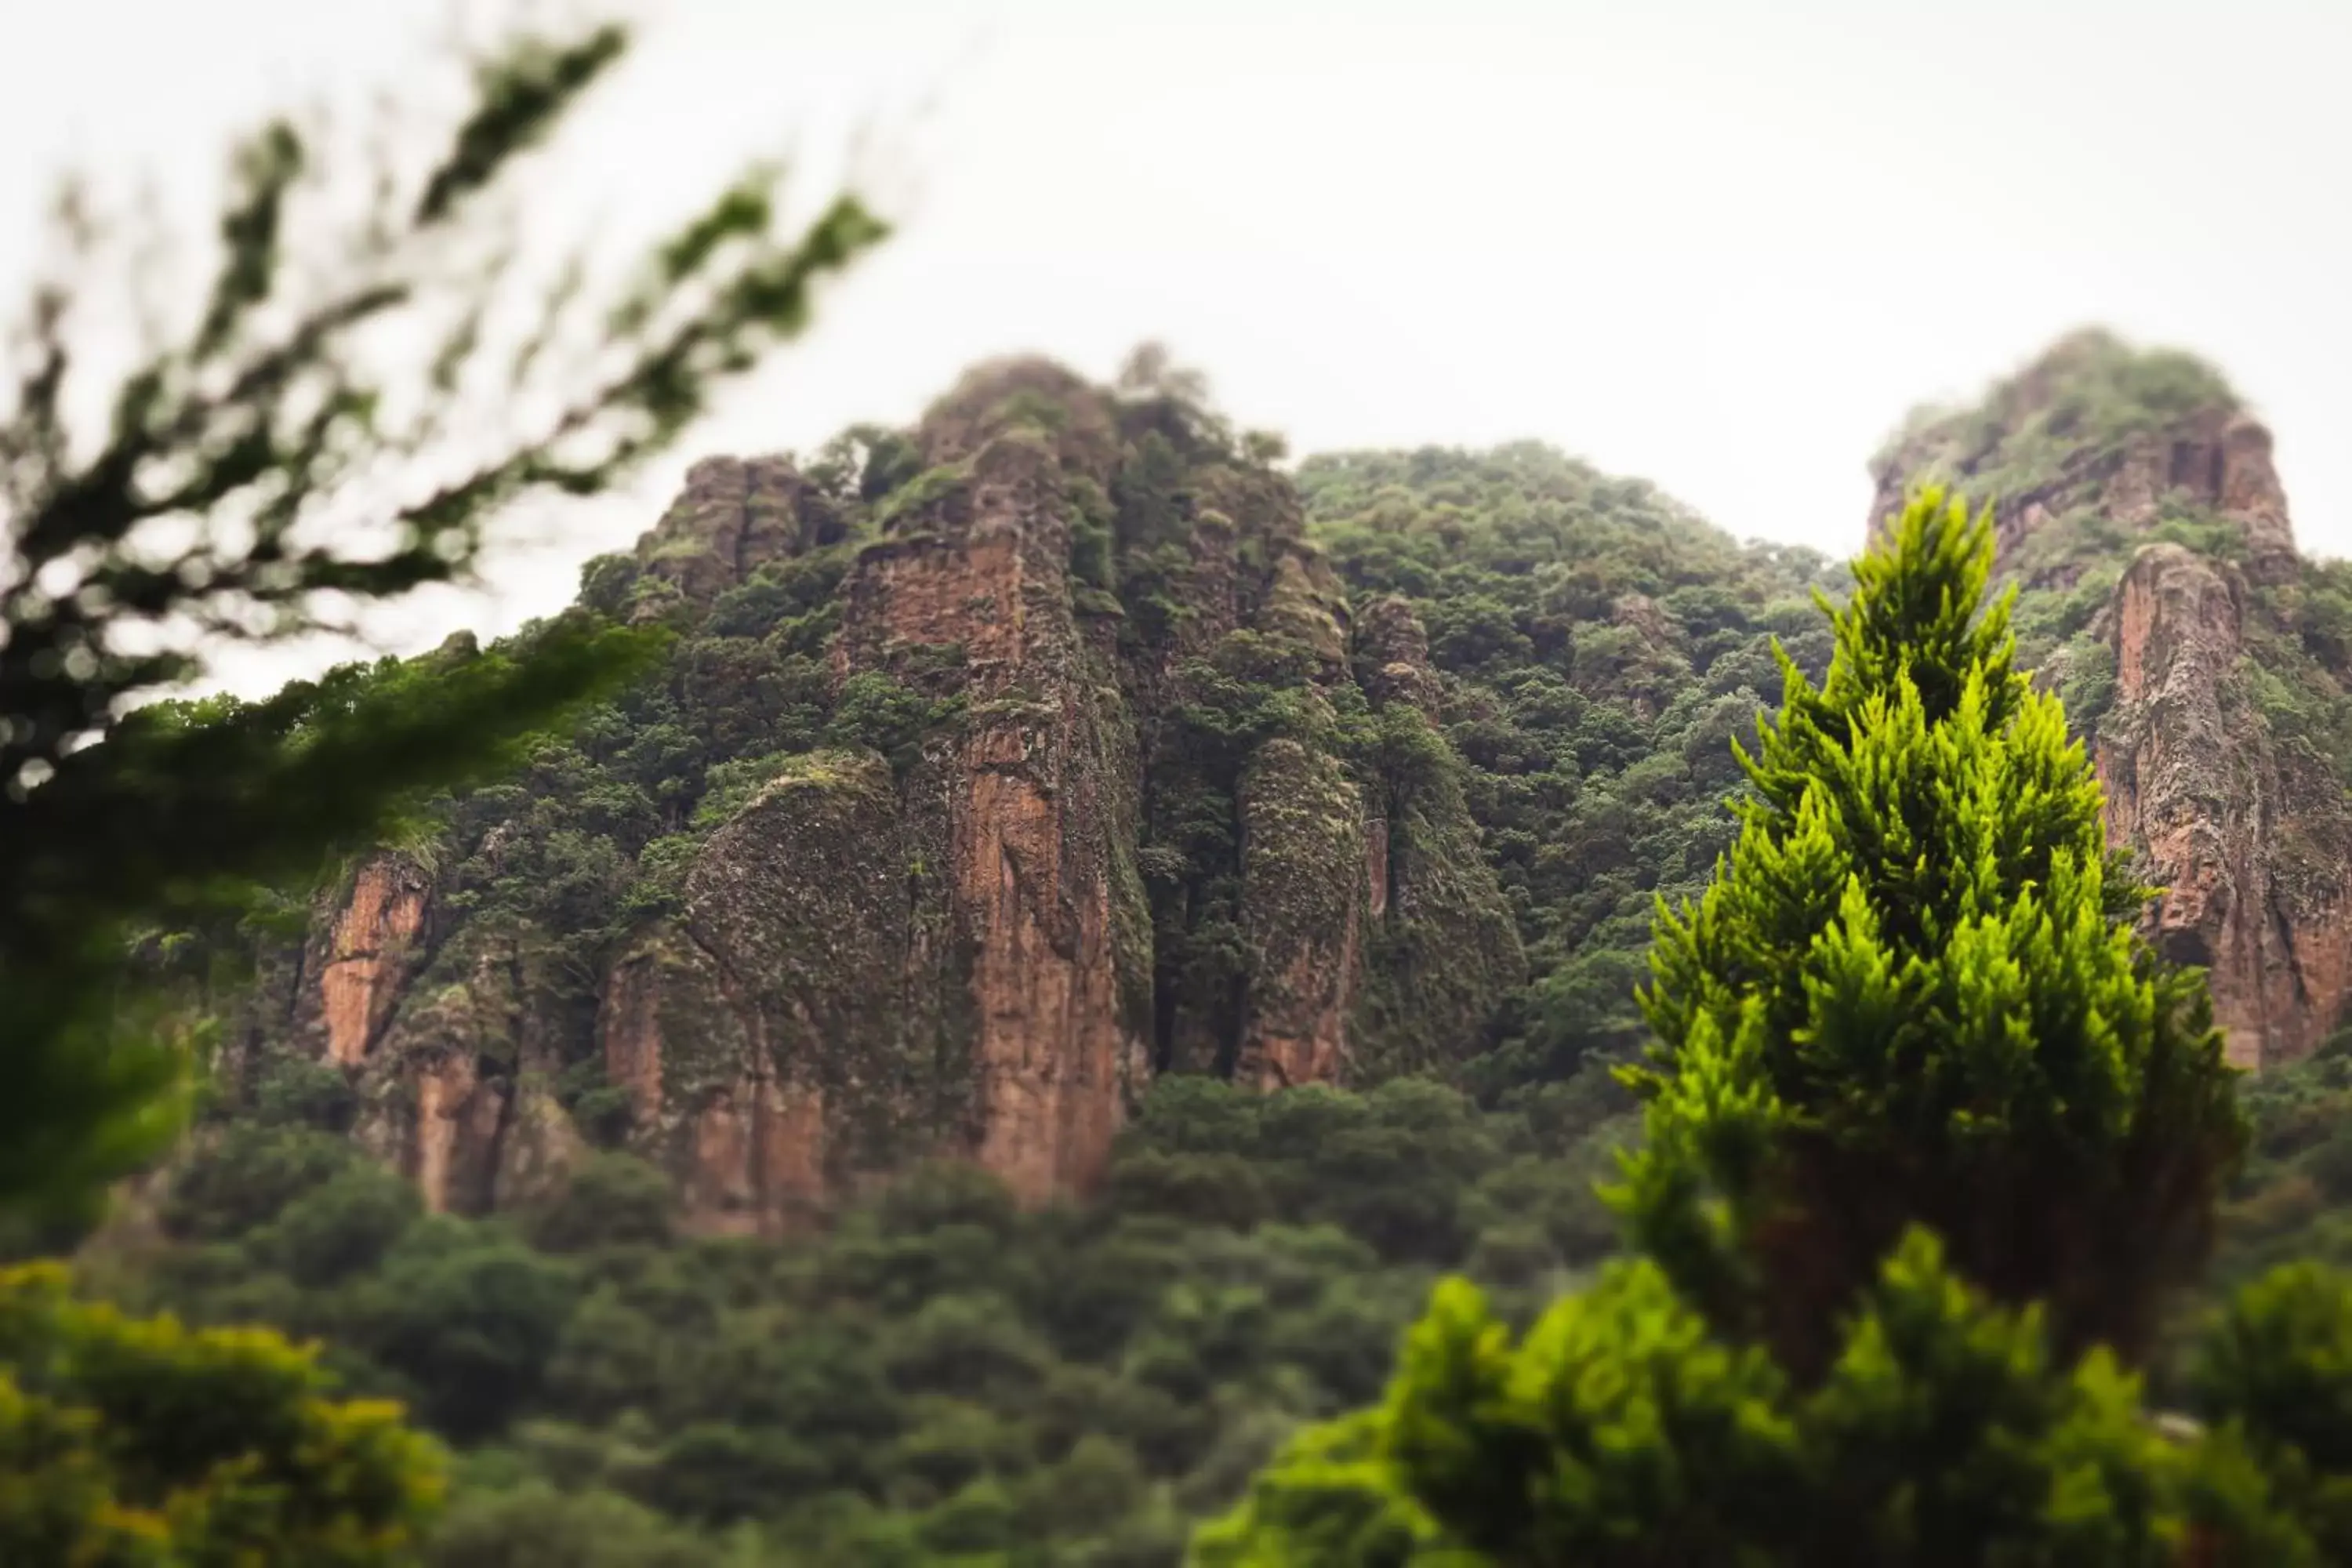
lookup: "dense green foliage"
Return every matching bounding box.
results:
[1622,489,2241,1375]
[1198,492,2352,1565]
[1195,1232,2206,1567]
[48,316,2352,1566]
[93,403,1866,1560]
[85,1062,1631,1564]
[1296,445,1842,1087]
[2214,1040,2352,1298]
[0,9,891,1559]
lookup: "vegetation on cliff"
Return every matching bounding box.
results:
[69,351,1864,1560]
[39,344,1869,1559]
[1878,329,2352,1070]
[1295,445,1842,1089]
[0,9,884,1223]
[1877,328,2241,513]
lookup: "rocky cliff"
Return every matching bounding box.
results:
[215,330,2351,1230]
[1872,328,2352,1068]
[222,356,1523,1232]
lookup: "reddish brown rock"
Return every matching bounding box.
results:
[634,455,845,607]
[313,855,430,1068]
[411,1053,510,1217]
[2095,545,2352,1068]
[593,756,910,1235]
[958,718,1137,1202]
[300,877,585,1214]
[591,405,1153,1224]
[841,419,1145,1204]
[1869,330,2293,579]
[253,356,1523,1227]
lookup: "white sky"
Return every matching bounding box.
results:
[4,0,2350,691]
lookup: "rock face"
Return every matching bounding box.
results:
[1235,738,1364,1090]
[2093,546,2352,1068]
[601,756,908,1232]
[312,856,430,1069]
[1872,330,2352,1068]
[633,454,848,611]
[834,412,1144,1205]
[247,860,586,1215]
[243,358,1521,1232]
[227,329,2352,1233]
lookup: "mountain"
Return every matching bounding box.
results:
[91,329,2352,1562]
[200,348,1841,1234]
[197,331,2352,1240]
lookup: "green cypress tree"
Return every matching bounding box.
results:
[1192,490,2352,1566]
[1620,486,2244,1376]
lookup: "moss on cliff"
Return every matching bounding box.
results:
[1874,326,2242,504]
[685,749,946,1171]
[1352,705,1525,1080]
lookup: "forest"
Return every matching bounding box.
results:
[12,14,2352,1568]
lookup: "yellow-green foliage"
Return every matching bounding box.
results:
[0,1261,444,1565]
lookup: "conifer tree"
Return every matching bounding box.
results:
[1621,486,2244,1376]
[0,16,886,1552]
[0,13,886,1218]
[1192,490,2352,1566]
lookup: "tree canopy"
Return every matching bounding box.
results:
[1621,488,2243,1377]
[0,1260,445,1564]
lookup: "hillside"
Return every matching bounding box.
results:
[76,330,2352,1561]
[183,351,1847,1232]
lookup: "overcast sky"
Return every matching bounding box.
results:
[4,0,2349,691]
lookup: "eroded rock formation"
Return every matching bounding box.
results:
[259,358,1519,1231]
[2093,546,2352,1067]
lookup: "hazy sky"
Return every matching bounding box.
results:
[4,0,2349,689]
